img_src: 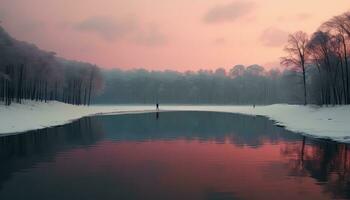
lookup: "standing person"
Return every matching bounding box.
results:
[156,103,159,111]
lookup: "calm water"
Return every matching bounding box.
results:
[0,111,349,200]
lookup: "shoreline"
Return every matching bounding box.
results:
[0,101,349,143]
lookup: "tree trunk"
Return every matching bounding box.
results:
[302,65,307,105]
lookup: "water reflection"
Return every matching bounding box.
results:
[282,137,350,199]
[99,112,300,146]
[0,111,348,199]
[156,111,159,120]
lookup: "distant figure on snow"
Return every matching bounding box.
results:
[156,103,159,111]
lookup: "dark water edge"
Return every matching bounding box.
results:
[0,111,349,199]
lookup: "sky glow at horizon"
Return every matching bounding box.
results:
[1,0,349,71]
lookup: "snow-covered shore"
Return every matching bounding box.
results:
[0,101,349,143]
[0,101,155,135]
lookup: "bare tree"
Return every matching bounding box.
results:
[281,31,310,105]
[308,31,343,104]
[322,12,350,103]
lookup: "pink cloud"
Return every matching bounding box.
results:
[260,27,288,47]
[203,1,255,24]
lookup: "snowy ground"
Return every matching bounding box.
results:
[0,101,350,143]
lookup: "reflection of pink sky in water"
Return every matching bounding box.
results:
[49,140,330,200]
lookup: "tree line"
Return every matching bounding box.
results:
[93,66,303,105]
[282,11,350,105]
[0,26,103,106]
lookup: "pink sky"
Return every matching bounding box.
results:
[1,0,349,71]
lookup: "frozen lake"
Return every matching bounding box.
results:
[0,111,348,199]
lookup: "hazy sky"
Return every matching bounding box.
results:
[1,0,349,71]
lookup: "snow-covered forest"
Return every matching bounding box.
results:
[0,27,104,106]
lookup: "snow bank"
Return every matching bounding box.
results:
[0,101,350,143]
[0,101,154,135]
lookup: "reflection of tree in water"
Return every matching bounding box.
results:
[100,111,300,147]
[1,112,349,199]
[281,138,350,199]
[0,117,103,190]
[0,111,298,191]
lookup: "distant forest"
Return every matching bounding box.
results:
[93,67,299,104]
[0,26,103,106]
[2,11,350,106]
